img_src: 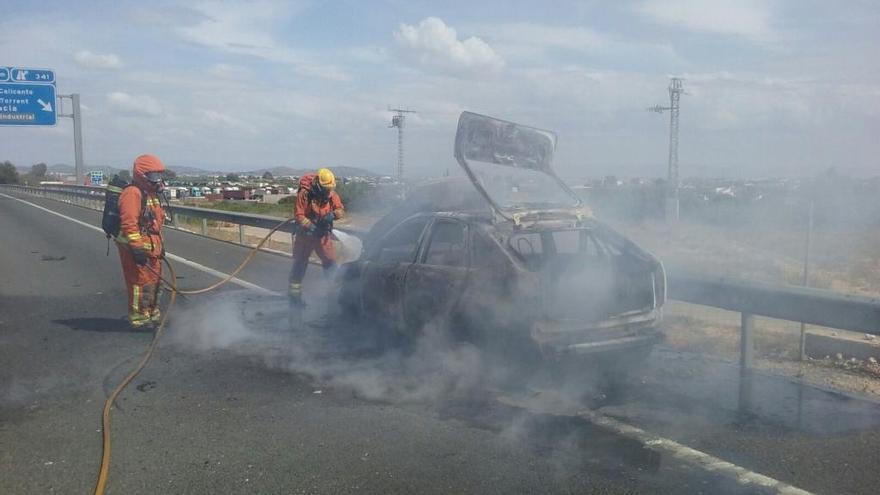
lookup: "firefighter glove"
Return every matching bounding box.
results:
[315,216,333,232]
[131,247,149,266]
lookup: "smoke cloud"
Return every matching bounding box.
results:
[166,290,499,404]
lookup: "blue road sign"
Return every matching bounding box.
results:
[10,68,55,83]
[0,67,57,126]
[89,170,104,186]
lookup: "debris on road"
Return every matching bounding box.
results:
[136,381,157,392]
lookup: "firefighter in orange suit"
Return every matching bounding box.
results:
[116,154,166,327]
[289,168,345,303]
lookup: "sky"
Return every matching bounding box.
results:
[1,0,878,178]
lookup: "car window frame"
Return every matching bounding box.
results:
[368,215,431,264]
[417,218,470,268]
[470,228,505,270]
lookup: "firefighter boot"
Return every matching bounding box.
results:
[129,312,155,329]
[289,282,304,307]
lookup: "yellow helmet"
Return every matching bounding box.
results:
[317,168,336,189]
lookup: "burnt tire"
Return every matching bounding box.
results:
[593,344,655,389]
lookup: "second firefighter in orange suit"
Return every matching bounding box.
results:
[116,154,166,327]
[290,168,344,303]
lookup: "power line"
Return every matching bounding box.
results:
[388,106,416,181]
[648,77,685,222]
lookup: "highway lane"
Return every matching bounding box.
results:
[1,191,778,494]
[0,190,294,293]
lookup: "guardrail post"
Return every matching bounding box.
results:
[740,313,754,369]
[239,224,245,245]
[737,368,753,416]
[201,218,208,236]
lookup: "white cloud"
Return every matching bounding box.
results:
[677,72,878,129]
[177,0,349,81]
[74,50,122,69]
[180,0,286,54]
[518,66,658,116]
[394,17,505,75]
[635,0,775,42]
[202,110,258,134]
[349,45,389,64]
[293,64,351,82]
[208,63,253,80]
[106,92,163,116]
[482,23,607,53]
[473,22,683,68]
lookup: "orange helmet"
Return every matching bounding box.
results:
[133,154,166,189]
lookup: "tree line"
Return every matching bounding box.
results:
[0,161,181,185]
[0,161,50,185]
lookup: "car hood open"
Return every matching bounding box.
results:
[453,111,586,223]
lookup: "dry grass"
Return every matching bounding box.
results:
[615,220,880,298]
[662,302,803,360]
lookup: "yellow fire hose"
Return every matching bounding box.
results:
[94,216,297,495]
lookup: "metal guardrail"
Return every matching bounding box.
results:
[4,183,880,367]
[667,272,880,368]
[668,273,880,335]
[0,183,367,241]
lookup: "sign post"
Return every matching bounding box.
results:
[71,94,84,185]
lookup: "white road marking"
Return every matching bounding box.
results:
[578,410,815,495]
[498,393,815,495]
[165,253,276,295]
[0,191,278,296]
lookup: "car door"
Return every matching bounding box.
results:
[403,219,470,333]
[360,216,431,330]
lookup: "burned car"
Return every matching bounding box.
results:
[338,112,666,370]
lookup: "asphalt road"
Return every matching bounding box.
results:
[1,190,878,494]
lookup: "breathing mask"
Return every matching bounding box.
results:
[145,171,165,192]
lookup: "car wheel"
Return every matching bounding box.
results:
[594,344,655,390]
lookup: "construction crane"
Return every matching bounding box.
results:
[388,107,416,182]
[648,77,684,222]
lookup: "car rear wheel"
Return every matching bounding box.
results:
[536,344,655,400]
[593,344,654,389]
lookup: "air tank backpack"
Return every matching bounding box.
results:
[101,175,146,254]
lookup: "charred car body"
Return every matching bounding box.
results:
[338,112,666,368]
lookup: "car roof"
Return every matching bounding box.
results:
[400,209,492,223]
[404,210,608,237]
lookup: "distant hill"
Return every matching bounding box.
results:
[16,163,382,178]
[21,163,126,175]
[30,163,219,176]
[243,166,381,177]
[168,165,220,176]
[48,163,74,173]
